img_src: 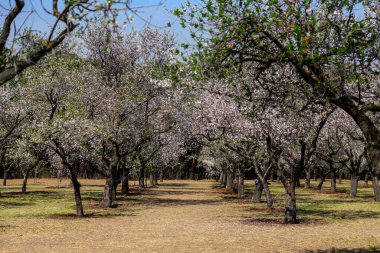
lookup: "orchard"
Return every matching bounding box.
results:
[0,1,379,252]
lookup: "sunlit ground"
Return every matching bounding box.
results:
[0,179,379,252]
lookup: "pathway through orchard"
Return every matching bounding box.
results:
[1,180,380,252]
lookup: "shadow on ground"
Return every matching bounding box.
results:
[304,248,380,253]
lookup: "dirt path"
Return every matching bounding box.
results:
[1,180,380,252]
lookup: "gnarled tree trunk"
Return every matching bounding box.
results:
[252,179,263,203]
[262,179,273,209]
[101,176,115,208]
[283,179,297,224]
[71,173,84,217]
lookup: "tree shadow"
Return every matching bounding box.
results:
[0,200,35,207]
[298,208,380,220]
[304,248,380,253]
[159,183,190,187]
[130,197,220,207]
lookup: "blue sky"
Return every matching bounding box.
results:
[1,0,194,44]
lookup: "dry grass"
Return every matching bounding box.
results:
[0,178,379,253]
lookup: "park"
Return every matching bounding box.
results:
[0,0,380,252]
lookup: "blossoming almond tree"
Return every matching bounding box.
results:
[0,0,153,85]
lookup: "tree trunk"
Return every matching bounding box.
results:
[237,174,244,198]
[304,169,311,189]
[371,175,380,202]
[139,166,145,188]
[338,171,343,184]
[121,167,129,195]
[22,169,32,194]
[154,173,158,185]
[218,172,224,184]
[317,174,326,190]
[296,178,301,187]
[364,173,369,188]
[270,171,274,182]
[159,169,164,182]
[252,179,263,202]
[222,172,227,187]
[262,178,273,209]
[149,173,154,187]
[101,177,114,208]
[122,175,129,194]
[350,174,359,197]
[71,174,84,217]
[330,171,337,193]
[313,168,318,181]
[283,179,297,224]
[3,169,7,186]
[226,171,232,190]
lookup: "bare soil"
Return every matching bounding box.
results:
[1,179,380,253]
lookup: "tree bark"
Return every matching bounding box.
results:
[350,174,359,197]
[252,179,263,202]
[262,179,273,209]
[371,174,380,202]
[101,177,114,208]
[283,179,297,224]
[304,169,311,189]
[121,166,129,195]
[149,173,154,187]
[139,166,145,188]
[22,169,32,194]
[2,169,7,186]
[317,174,326,190]
[226,171,233,190]
[70,173,84,217]
[218,172,224,184]
[222,172,227,187]
[330,171,337,193]
[121,175,129,195]
[237,173,244,198]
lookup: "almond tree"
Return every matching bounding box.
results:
[0,0,147,85]
[83,22,176,204]
[18,53,104,216]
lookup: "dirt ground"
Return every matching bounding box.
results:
[1,179,380,253]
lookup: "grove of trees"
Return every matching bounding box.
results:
[0,0,379,224]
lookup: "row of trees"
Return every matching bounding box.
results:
[0,0,379,224]
[173,0,380,223]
